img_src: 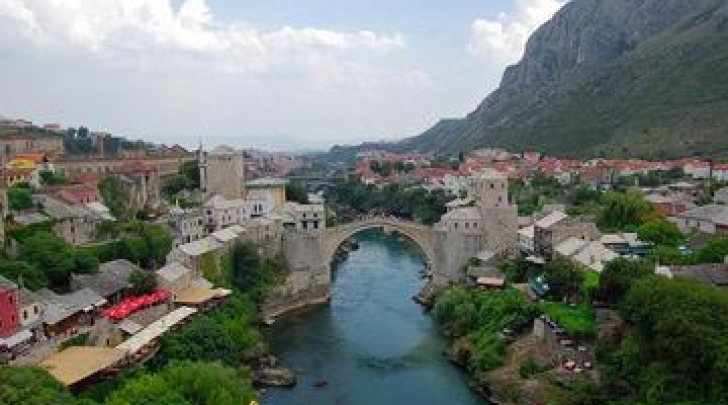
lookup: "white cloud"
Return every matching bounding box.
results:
[0,0,408,84]
[468,0,565,63]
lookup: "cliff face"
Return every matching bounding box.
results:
[400,0,728,158]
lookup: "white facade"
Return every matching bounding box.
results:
[203,195,250,232]
[168,207,206,247]
[273,202,326,231]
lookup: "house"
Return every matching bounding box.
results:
[554,237,618,272]
[533,211,601,259]
[246,177,288,209]
[273,202,326,231]
[646,193,694,216]
[113,161,161,209]
[52,183,99,205]
[166,206,205,247]
[0,276,20,338]
[39,196,104,245]
[71,260,141,304]
[713,186,728,204]
[38,288,107,338]
[665,263,728,289]
[17,288,44,340]
[203,194,249,232]
[600,233,652,257]
[518,225,535,253]
[674,204,728,235]
[156,262,194,302]
[156,261,225,308]
[168,236,223,273]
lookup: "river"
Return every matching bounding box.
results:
[262,229,488,405]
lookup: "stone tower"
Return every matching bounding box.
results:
[199,145,246,199]
[470,169,518,253]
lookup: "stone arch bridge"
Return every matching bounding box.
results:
[323,217,437,271]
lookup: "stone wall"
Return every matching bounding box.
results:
[261,230,331,318]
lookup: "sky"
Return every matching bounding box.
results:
[0,0,565,151]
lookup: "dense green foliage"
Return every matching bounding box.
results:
[83,222,172,270]
[598,190,656,232]
[636,218,685,248]
[152,294,259,368]
[3,224,100,290]
[128,270,157,295]
[543,258,585,302]
[328,178,454,225]
[285,182,309,204]
[105,361,256,405]
[0,366,92,405]
[18,231,99,289]
[162,161,200,198]
[433,288,538,373]
[596,277,728,405]
[596,259,654,305]
[98,177,129,219]
[39,170,69,186]
[8,183,33,211]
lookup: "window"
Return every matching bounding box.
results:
[23,310,27,320]
[34,306,39,315]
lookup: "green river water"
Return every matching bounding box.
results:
[262,229,489,405]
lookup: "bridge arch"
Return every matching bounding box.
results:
[323,218,437,271]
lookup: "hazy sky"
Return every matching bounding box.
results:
[0,0,564,150]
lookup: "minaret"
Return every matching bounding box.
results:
[197,137,207,193]
[0,178,8,243]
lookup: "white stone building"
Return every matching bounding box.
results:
[166,206,206,247]
[273,202,326,231]
[202,194,250,232]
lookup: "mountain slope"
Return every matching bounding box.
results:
[404,0,728,158]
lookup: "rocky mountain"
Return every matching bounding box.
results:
[328,0,728,161]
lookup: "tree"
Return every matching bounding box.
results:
[161,174,194,197]
[20,232,77,289]
[106,362,257,405]
[38,170,68,186]
[617,277,728,404]
[285,183,309,204]
[544,258,585,302]
[98,177,129,219]
[637,218,685,247]
[129,270,157,296]
[8,184,33,211]
[598,189,656,231]
[693,237,728,263]
[73,250,99,274]
[597,258,654,305]
[0,260,46,291]
[0,366,87,405]
[230,241,261,292]
[117,224,172,269]
[141,225,172,270]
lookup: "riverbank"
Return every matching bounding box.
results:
[430,286,600,405]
